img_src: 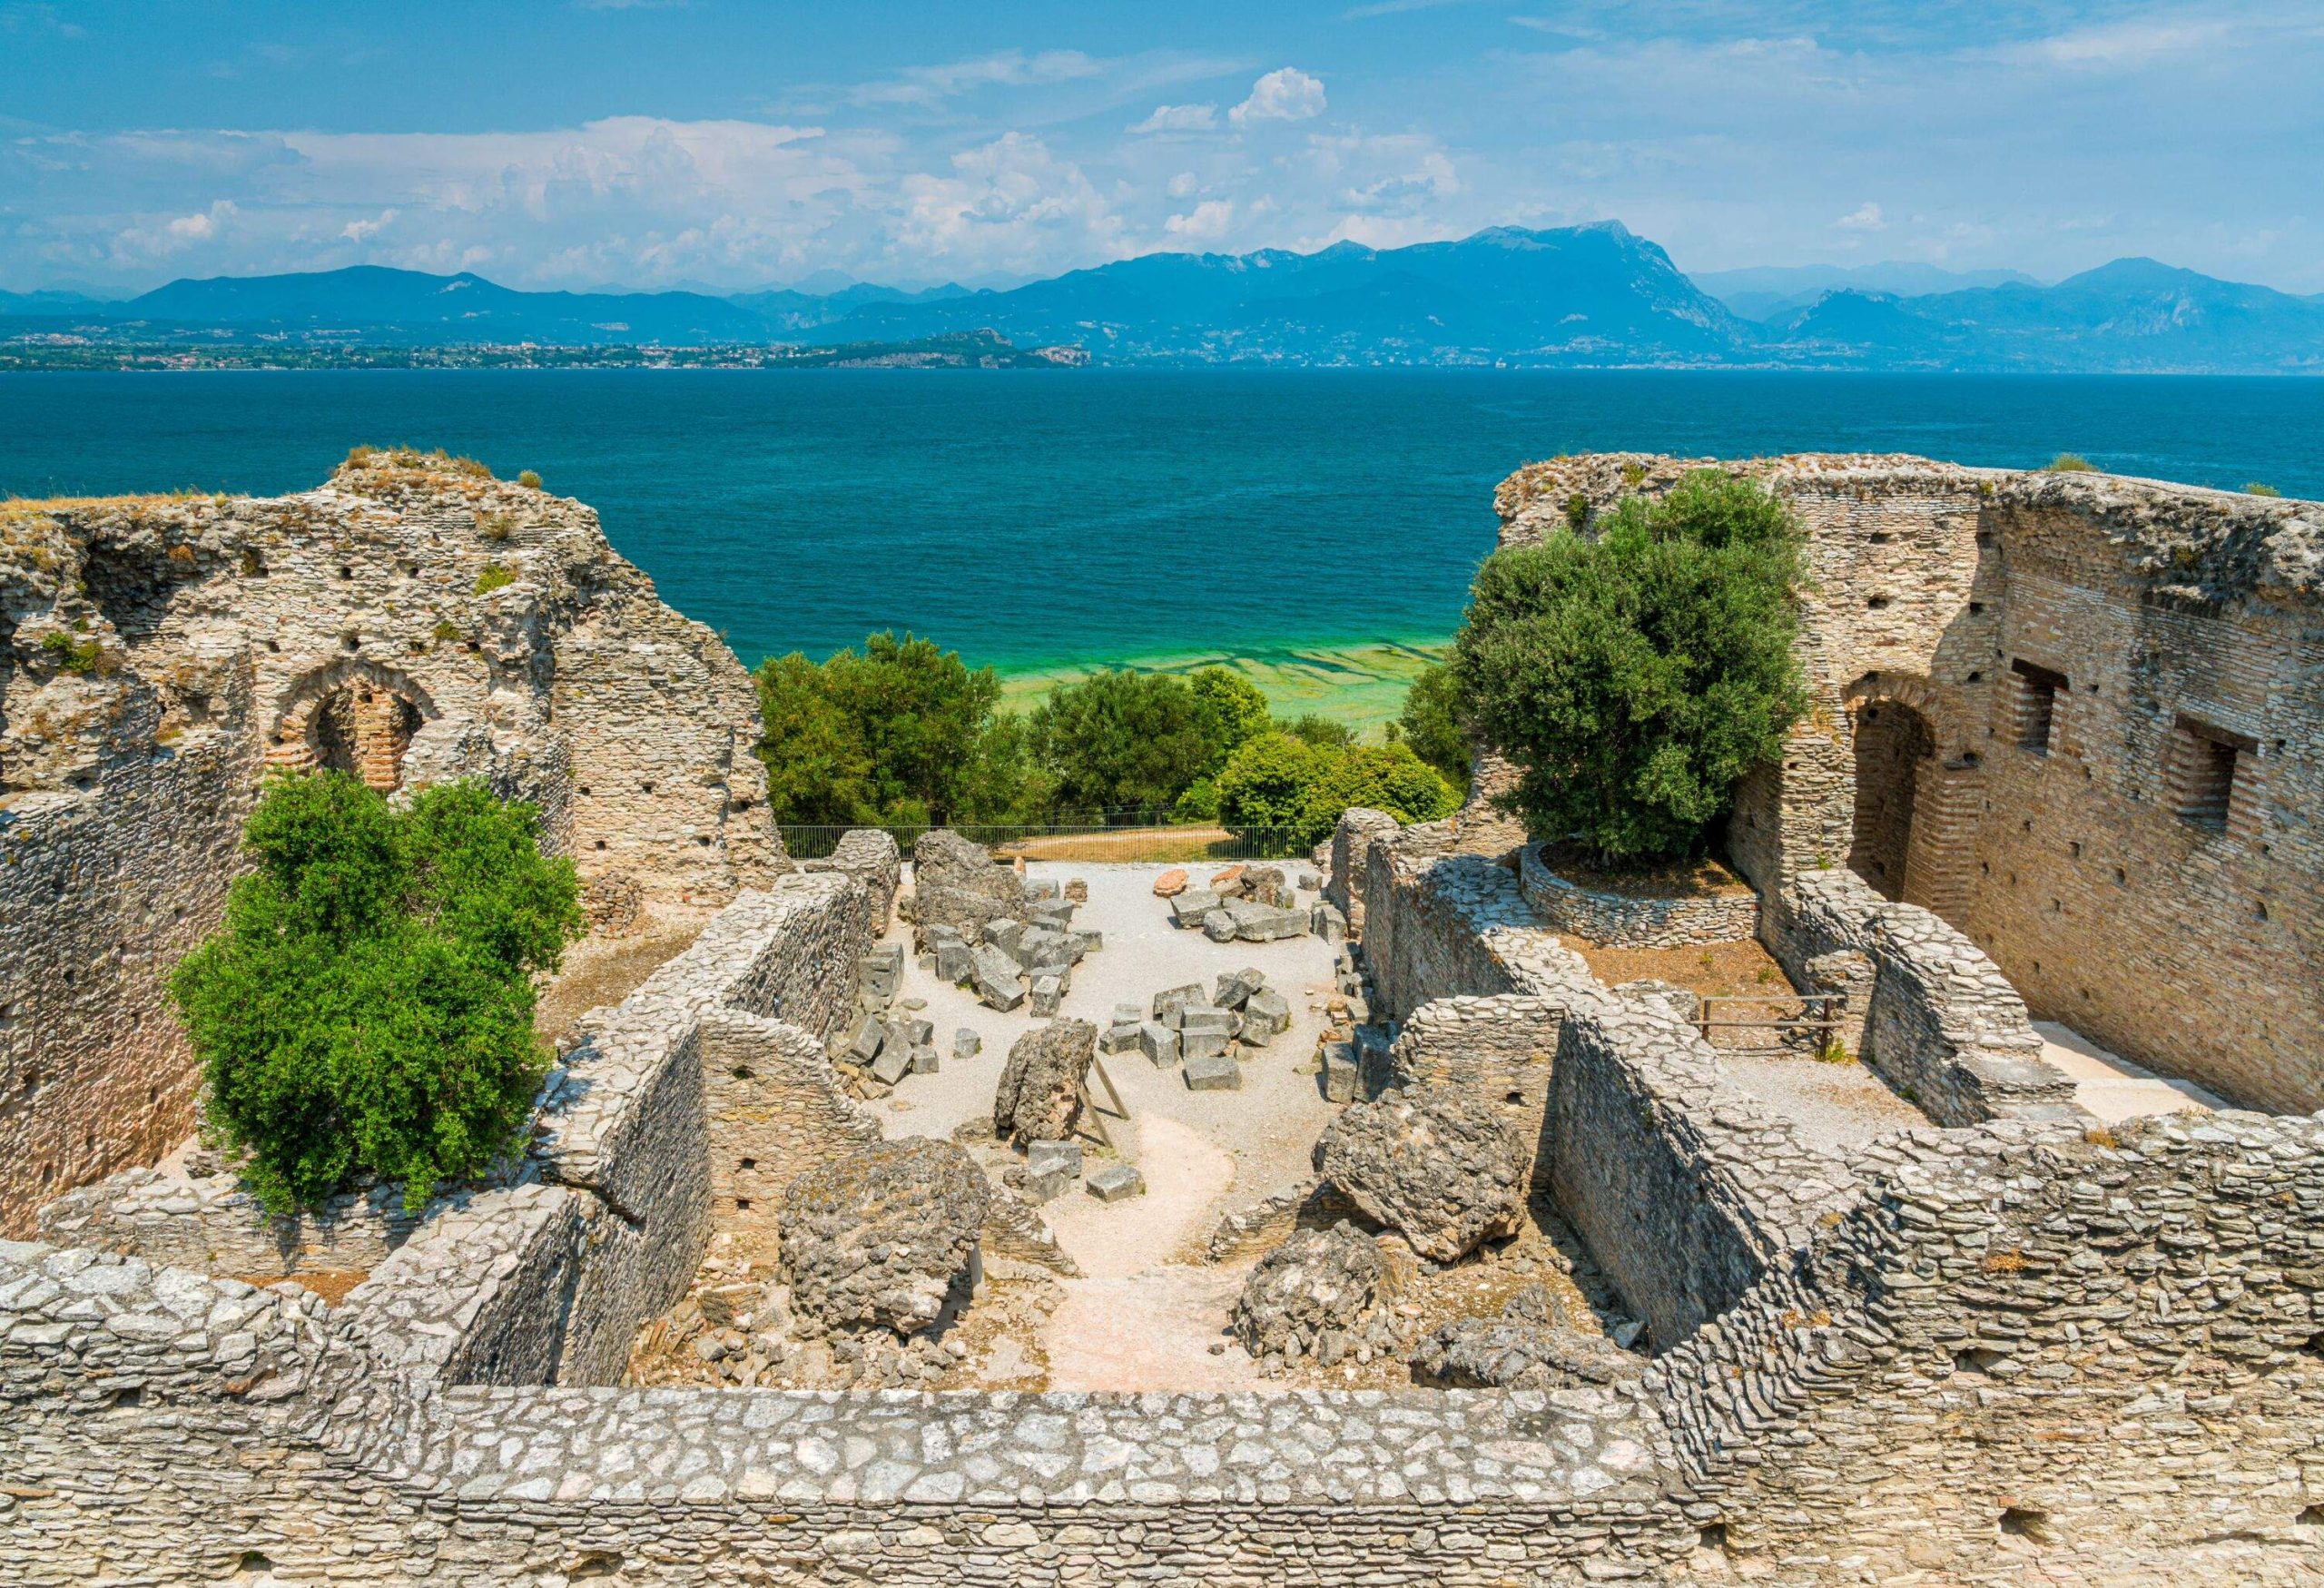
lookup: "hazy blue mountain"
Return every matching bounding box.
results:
[1694,262,2040,321]
[124,266,770,344]
[1771,259,2324,372]
[0,289,113,317]
[728,280,971,332]
[816,223,1758,364]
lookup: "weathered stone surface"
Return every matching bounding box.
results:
[1232,1220,1385,1358]
[1184,1053,1242,1090]
[779,1136,990,1336]
[1201,909,1238,942]
[1226,900,1309,942]
[1169,889,1223,926]
[992,1020,1093,1144]
[1413,1287,1642,1388]
[951,1028,980,1060]
[911,830,1027,948]
[1136,1021,1179,1066]
[1027,1139,1082,1179]
[1085,1163,1145,1201]
[1152,984,1207,1024]
[1319,1040,1360,1102]
[1319,1085,1527,1262]
[1151,867,1188,897]
[1213,968,1266,1010]
[1180,1028,1230,1062]
[1029,974,1064,1017]
[970,943,1027,1011]
[1243,989,1292,1038]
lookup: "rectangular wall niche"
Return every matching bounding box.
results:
[2010,659,2069,755]
[2164,715,2254,834]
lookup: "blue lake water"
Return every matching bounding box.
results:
[3,369,2318,673]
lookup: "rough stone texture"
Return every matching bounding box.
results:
[991,1019,1094,1145]
[1501,452,2324,1115]
[696,1009,881,1248]
[1324,806,1401,937]
[1388,993,1568,1191]
[1231,1220,1386,1358]
[778,1136,990,1336]
[1415,1298,1644,1391]
[910,829,1026,948]
[34,1168,423,1279]
[803,827,901,941]
[1518,842,1762,948]
[0,459,789,1234]
[1451,750,1531,857]
[1319,1085,1530,1263]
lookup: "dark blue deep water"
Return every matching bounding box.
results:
[3,369,2318,672]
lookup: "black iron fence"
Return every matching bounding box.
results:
[778,822,1311,864]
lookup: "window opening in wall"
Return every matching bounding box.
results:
[2010,659,2067,755]
[2165,715,2252,834]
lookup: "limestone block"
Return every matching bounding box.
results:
[1086,1164,1146,1201]
[1137,1022,1180,1067]
[1243,990,1293,1039]
[1185,1053,1242,1091]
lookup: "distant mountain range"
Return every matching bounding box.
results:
[6,226,2322,373]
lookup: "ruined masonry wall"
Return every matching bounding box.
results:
[0,461,790,1233]
[34,1169,422,1278]
[1495,452,2324,1112]
[698,1009,881,1250]
[1389,993,1568,1192]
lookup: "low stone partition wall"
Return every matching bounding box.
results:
[1517,844,1760,948]
[1648,1108,2324,1567]
[1361,830,1597,1021]
[1772,869,2077,1127]
[1326,805,1402,936]
[1547,990,1859,1351]
[803,826,902,938]
[34,1168,424,1278]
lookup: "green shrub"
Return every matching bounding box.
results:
[39,628,106,676]
[2044,453,2098,473]
[1188,667,1269,767]
[1452,469,1807,863]
[168,774,583,1214]
[2244,481,2282,498]
[1393,662,1472,791]
[1214,730,1457,847]
[517,469,544,490]
[474,564,516,595]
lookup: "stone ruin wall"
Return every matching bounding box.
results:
[6,807,2323,1582]
[0,455,789,1233]
[1496,452,2324,1113]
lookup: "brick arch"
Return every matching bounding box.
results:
[1840,671,1979,919]
[266,661,438,792]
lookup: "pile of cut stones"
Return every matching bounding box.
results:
[924,877,1102,1015]
[1101,967,1294,1092]
[834,944,981,1099]
[1312,942,1384,1104]
[1155,863,1344,945]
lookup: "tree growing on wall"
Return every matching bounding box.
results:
[169,772,585,1214]
[1451,470,1807,863]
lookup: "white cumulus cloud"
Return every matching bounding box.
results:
[1165,199,1235,242]
[1834,201,1886,231]
[1231,67,1326,126]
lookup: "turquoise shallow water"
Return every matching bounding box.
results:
[3,369,2319,673]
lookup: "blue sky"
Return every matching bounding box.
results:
[4,0,2320,294]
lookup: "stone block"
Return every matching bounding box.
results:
[1181,1029,1231,1062]
[1028,902,1075,931]
[1137,1021,1180,1066]
[934,941,976,984]
[1184,1053,1242,1091]
[1152,868,1188,897]
[909,1045,940,1076]
[1320,1041,1359,1102]
[871,1046,912,1086]
[1178,1007,1236,1039]
[1202,909,1238,942]
[1214,968,1266,1010]
[1028,1139,1083,1179]
[1243,989,1292,1040]
[1112,1002,1145,1027]
[1030,975,1064,1017]
[1169,890,1222,926]
[953,1028,981,1060]
[1024,1169,1070,1204]
[1023,878,1060,902]
[1064,878,1088,903]
[1069,929,1103,958]
[1152,984,1207,1022]
[1312,902,1348,944]
[900,1018,934,1048]
[1086,1164,1146,1202]
[1227,901,1308,942]
[1299,872,1323,892]
[860,943,905,1000]
[1099,1022,1142,1055]
[982,919,1028,960]
[848,1019,887,1064]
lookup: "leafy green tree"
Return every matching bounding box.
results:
[1189,667,1270,767]
[1304,743,1460,840]
[169,774,584,1214]
[1274,713,1356,750]
[1393,662,1472,791]
[753,632,1000,824]
[1029,669,1214,816]
[1452,469,1807,863]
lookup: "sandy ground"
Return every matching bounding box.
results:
[872,860,1344,1390]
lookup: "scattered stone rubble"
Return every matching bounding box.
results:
[1412,1283,1644,1389]
[1159,862,1322,943]
[1318,1084,1529,1263]
[1231,1219,1402,1369]
[911,835,1101,1011]
[1102,969,1293,1091]
[777,1136,990,1337]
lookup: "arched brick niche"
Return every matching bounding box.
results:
[267,662,438,792]
[1842,672,1980,921]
